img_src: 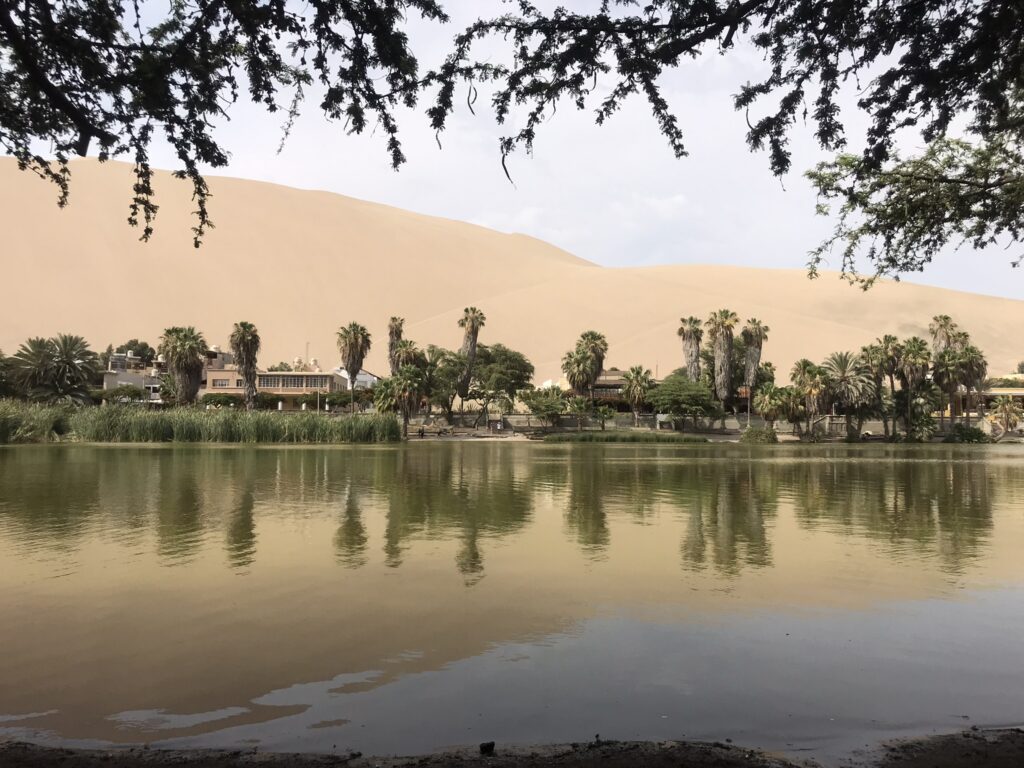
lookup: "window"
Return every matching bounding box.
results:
[211,378,230,388]
[236,379,244,388]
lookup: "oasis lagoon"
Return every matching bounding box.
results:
[1,443,1023,763]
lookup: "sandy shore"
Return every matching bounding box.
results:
[3,730,1023,768]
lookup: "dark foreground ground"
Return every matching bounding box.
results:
[3,730,1023,768]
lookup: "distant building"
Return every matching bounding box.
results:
[332,367,382,390]
[200,364,380,410]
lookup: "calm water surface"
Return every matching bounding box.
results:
[1,443,1023,763]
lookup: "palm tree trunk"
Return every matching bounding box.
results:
[747,390,752,428]
[906,384,913,434]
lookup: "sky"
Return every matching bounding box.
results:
[138,1,1022,300]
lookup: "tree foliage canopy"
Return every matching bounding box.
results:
[3,1,1022,276]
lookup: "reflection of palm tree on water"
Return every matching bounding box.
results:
[225,480,257,569]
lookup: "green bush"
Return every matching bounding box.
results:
[740,426,778,444]
[0,399,73,443]
[68,406,400,443]
[543,431,708,444]
[200,393,243,408]
[942,423,990,444]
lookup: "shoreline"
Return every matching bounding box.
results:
[2,729,1023,768]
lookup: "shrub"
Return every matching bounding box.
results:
[0,399,72,443]
[942,424,990,444]
[740,426,778,444]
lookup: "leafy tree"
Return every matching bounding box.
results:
[467,343,534,426]
[229,321,261,411]
[159,326,206,405]
[520,387,565,428]
[1018,362,1024,375]
[336,322,372,410]
[10,1,1021,279]
[267,361,293,372]
[621,365,654,427]
[648,374,718,430]
[116,339,156,365]
[387,317,405,377]
[677,317,703,382]
[200,392,242,408]
[423,345,464,422]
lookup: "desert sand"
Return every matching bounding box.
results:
[1,158,1021,381]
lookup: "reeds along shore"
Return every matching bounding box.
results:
[0,401,401,444]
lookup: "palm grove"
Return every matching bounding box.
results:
[1,307,1021,440]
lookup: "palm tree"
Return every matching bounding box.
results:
[567,396,591,432]
[229,321,261,411]
[753,383,784,429]
[11,335,98,404]
[990,396,1023,441]
[575,330,609,399]
[960,345,988,424]
[860,342,891,438]
[10,337,56,398]
[899,336,931,433]
[677,316,703,382]
[457,307,486,408]
[387,317,405,376]
[392,338,422,370]
[928,315,960,356]
[160,326,207,405]
[931,348,964,430]
[621,365,654,427]
[878,334,903,435]
[778,386,806,435]
[741,319,769,426]
[562,348,592,396]
[790,358,827,434]
[822,351,874,438]
[704,309,739,413]
[393,365,424,438]
[336,322,372,411]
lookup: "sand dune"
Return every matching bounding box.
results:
[1,158,1021,380]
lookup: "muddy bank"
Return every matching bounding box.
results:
[2,730,1023,768]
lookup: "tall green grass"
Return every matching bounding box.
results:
[0,400,399,444]
[543,431,709,444]
[0,400,73,444]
